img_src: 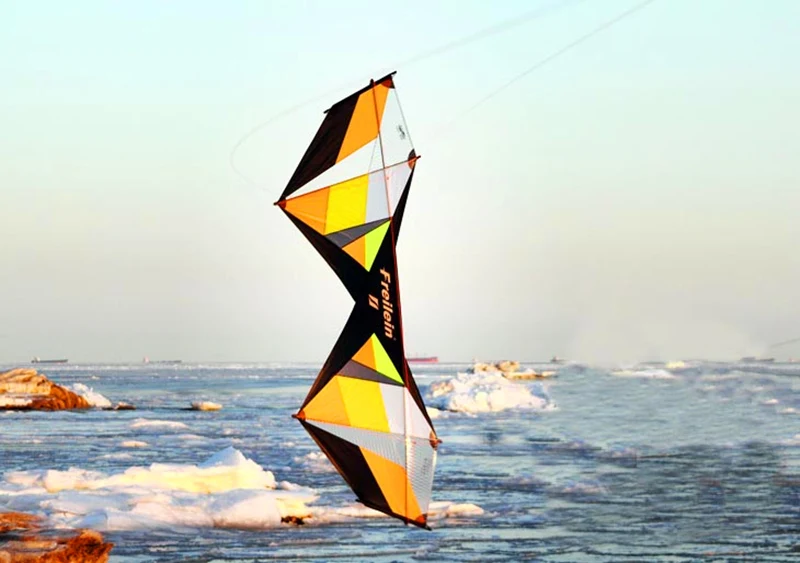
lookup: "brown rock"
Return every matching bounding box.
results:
[496,360,520,373]
[0,369,91,411]
[0,512,113,563]
[281,515,306,525]
[0,513,39,534]
[0,370,52,395]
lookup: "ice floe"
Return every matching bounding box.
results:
[294,451,337,474]
[0,447,482,532]
[0,447,313,531]
[130,418,189,430]
[425,371,554,413]
[120,440,148,448]
[190,401,222,411]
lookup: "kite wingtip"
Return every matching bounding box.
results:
[413,516,433,531]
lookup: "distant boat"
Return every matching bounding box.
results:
[740,356,775,363]
[408,356,439,364]
[550,356,565,364]
[31,357,68,364]
[143,357,182,365]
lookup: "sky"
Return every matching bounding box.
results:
[1,0,799,364]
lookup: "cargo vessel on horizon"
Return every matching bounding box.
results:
[31,357,68,364]
[407,355,439,364]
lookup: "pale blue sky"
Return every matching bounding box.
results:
[2,0,799,363]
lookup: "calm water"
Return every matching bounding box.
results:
[1,361,798,562]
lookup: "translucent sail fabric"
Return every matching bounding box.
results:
[276,73,440,529]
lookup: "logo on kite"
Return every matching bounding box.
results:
[368,269,396,340]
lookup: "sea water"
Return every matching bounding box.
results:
[0,361,797,561]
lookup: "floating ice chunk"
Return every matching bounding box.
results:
[295,451,336,473]
[98,453,134,461]
[4,470,47,488]
[191,401,222,411]
[130,419,188,430]
[428,501,484,518]
[199,446,249,469]
[4,467,105,493]
[425,372,554,413]
[278,481,315,494]
[105,447,276,493]
[611,368,676,379]
[210,489,282,528]
[42,468,107,493]
[324,503,386,520]
[121,441,148,448]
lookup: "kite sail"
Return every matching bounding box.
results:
[275,72,441,529]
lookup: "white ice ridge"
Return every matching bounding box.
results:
[0,447,317,531]
[610,368,677,379]
[68,383,112,408]
[425,371,554,413]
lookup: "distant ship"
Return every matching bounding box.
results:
[739,356,775,363]
[143,357,182,365]
[31,357,68,364]
[408,356,439,364]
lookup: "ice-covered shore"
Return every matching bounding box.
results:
[0,447,315,531]
[0,447,482,531]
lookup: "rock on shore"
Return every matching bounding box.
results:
[0,511,113,562]
[0,369,91,411]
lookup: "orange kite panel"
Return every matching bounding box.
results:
[342,235,367,268]
[336,83,390,164]
[361,447,422,521]
[283,187,330,234]
[351,337,376,371]
[302,377,349,426]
